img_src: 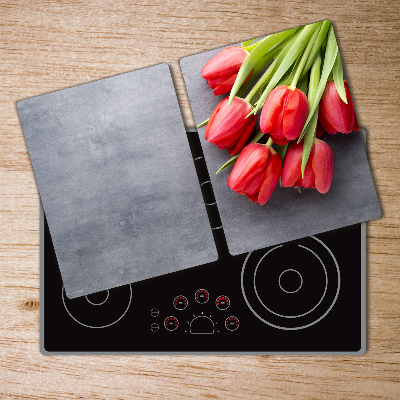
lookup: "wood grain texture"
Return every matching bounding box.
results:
[0,0,399,398]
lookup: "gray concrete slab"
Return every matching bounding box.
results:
[180,48,381,255]
[18,63,218,299]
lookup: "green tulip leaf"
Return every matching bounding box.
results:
[252,22,321,115]
[299,20,331,81]
[257,31,301,95]
[298,24,339,142]
[307,51,322,104]
[229,27,298,105]
[278,53,302,86]
[237,34,294,99]
[196,118,210,128]
[297,75,309,95]
[237,51,277,99]
[242,39,256,48]
[332,52,347,104]
[241,38,264,52]
[301,110,318,177]
[216,155,239,174]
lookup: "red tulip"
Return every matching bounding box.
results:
[318,80,359,134]
[281,138,334,194]
[201,47,253,96]
[228,143,282,205]
[205,97,256,156]
[259,85,309,146]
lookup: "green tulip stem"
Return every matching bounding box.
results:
[289,22,322,90]
[250,22,320,116]
[308,51,322,106]
[244,57,279,103]
[299,51,321,177]
[196,118,210,128]
[229,27,299,106]
[266,137,274,148]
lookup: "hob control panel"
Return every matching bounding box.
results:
[150,289,239,334]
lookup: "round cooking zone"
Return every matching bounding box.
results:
[241,235,340,330]
[62,285,132,328]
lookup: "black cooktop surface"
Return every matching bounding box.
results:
[41,212,365,354]
[41,130,366,354]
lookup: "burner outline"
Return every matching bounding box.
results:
[62,285,132,329]
[253,245,328,318]
[278,269,303,294]
[242,236,341,330]
[85,290,110,306]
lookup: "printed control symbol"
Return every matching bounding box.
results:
[150,323,159,332]
[164,316,179,331]
[173,295,188,310]
[225,316,240,331]
[216,295,230,310]
[195,289,209,304]
[150,308,159,317]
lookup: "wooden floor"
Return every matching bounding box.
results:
[0,0,399,398]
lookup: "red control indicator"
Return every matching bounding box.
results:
[173,295,188,310]
[225,316,239,331]
[195,289,209,304]
[164,316,179,331]
[216,295,230,310]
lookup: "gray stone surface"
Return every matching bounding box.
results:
[18,63,218,299]
[180,48,381,256]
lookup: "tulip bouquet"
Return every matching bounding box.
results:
[199,20,359,205]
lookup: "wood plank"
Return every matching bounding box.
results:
[0,0,399,398]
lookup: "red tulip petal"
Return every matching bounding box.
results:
[213,74,237,96]
[201,47,248,80]
[205,98,226,142]
[258,150,282,205]
[207,77,226,89]
[205,97,252,149]
[312,138,334,194]
[246,192,260,203]
[300,155,316,188]
[227,115,256,156]
[282,88,309,141]
[346,81,360,133]
[318,105,338,135]
[272,137,290,146]
[281,141,303,187]
[213,70,253,96]
[259,85,288,134]
[242,169,267,196]
[319,80,359,135]
[228,144,269,193]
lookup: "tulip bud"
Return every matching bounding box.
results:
[228,143,282,205]
[281,138,334,194]
[259,85,309,146]
[201,47,253,96]
[318,80,359,134]
[205,97,256,156]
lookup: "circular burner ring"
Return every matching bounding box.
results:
[62,285,132,329]
[241,236,340,330]
[85,290,110,306]
[278,269,303,294]
[253,245,328,319]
